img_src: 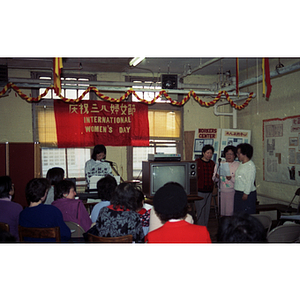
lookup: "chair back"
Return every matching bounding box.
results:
[0,222,10,232]
[65,221,85,238]
[251,214,272,235]
[18,226,61,242]
[267,223,300,242]
[87,233,133,243]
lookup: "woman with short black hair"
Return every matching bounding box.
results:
[96,182,144,243]
[52,179,92,232]
[234,143,257,214]
[85,144,113,189]
[19,178,71,242]
[44,167,65,205]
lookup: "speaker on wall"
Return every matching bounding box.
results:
[161,74,178,89]
[0,65,8,85]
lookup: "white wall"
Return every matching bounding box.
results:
[0,69,33,143]
[237,58,300,208]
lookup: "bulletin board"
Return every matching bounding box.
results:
[193,128,221,163]
[263,115,300,185]
[193,128,251,163]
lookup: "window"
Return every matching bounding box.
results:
[127,77,183,180]
[132,80,167,103]
[32,73,96,184]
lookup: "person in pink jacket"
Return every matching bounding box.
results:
[52,179,92,232]
[213,145,239,216]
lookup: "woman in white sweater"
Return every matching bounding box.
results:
[234,143,257,214]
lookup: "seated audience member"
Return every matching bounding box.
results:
[52,179,92,232]
[90,175,117,223]
[0,230,17,242]
[0,176,23,241]
[149,205,194,233]
[217,212,267,243]
[145,182,211,243]
[96,182,144,243]
[19,178,71,242]
[45,167,65,205]
[135,188,150,236]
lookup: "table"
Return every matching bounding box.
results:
[256,203,297,220]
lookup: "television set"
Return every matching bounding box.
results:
[142,161,198,198]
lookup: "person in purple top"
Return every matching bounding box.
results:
[52,179,92,232]
[0,176,23,241]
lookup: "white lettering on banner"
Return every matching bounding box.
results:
[119,127,131,133]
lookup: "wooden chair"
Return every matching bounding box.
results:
[18,226,61,242]
[87,233,133,243]
[0,222,10,232]
[267,223,300,243]
[65,221,85,238]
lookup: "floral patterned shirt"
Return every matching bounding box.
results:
[96,205,144,243]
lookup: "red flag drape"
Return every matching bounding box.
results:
[54,100,149,147]
[264,58,272,99]
[236,58,239,96]
[53,58,63,96]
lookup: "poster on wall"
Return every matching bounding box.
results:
[220,129,251,159]
[263,115,300,185]
[193,128,221,163]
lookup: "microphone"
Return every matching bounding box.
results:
[218,158,222,164]
[102,159,115,166]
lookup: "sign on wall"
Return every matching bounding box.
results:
[219,129,251,158]
[54,100,149,147]
[193,128,221,162]
[263,115,300,185]
[193,128,251,163]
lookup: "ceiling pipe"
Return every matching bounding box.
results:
[3,81,253,98]
[214,95,256,129]
[8,77,216,90]
[213,60,300,128]
[180,58,223,79]
[6,77,252,97]
[222,60,300,92]
[214,98,251,129]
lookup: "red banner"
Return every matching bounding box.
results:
[54,100,149,147]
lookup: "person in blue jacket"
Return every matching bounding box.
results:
[19,178,71,242]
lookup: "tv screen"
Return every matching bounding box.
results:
[152,165,186,194]
[142,160,198,197]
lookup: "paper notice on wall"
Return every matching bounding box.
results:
[263,115,300,185]
[220,129,251,158]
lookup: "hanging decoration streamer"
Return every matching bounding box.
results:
[0,82,253,110]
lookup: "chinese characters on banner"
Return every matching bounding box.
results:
[54,100,149,147]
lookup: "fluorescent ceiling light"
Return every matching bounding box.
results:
[129,57,145,67]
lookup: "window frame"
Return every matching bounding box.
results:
[125,75,184,181]
[31,71,96,182]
